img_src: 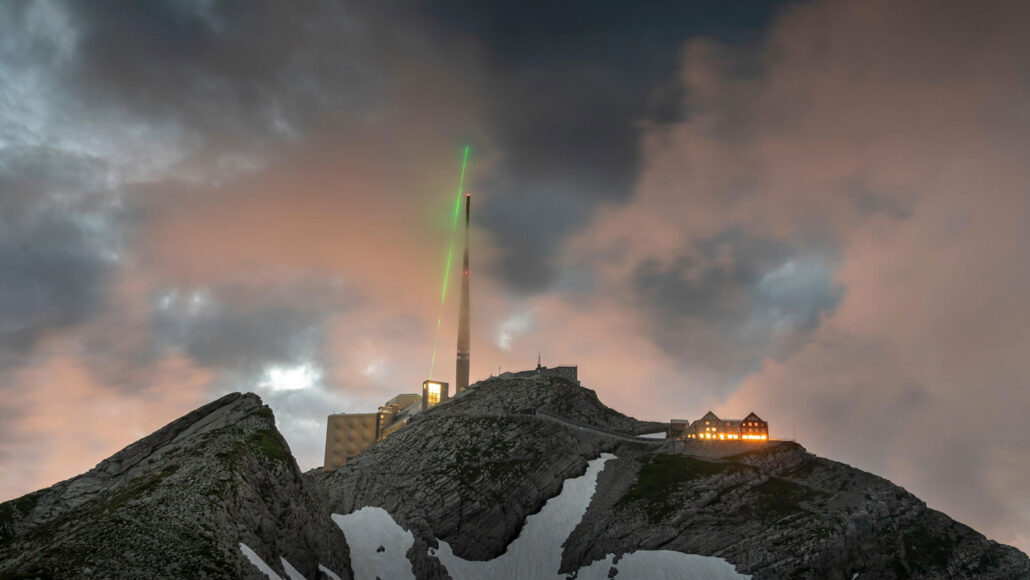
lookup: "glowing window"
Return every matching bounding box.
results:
[427,382,441,406]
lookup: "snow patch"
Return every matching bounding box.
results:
[332,506,416,580]
[318,564,343,580]
[325,452,750,580]
[434,453,614,578]
[236,427,751,580]
[281,557,306,580]
[240,542,283,580]
[639,431,668,439]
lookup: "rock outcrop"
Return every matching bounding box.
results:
[0,393,349,579]
[562,441,1030,579]
[2,375,1028,579]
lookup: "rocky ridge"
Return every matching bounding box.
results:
[1,374,1028,579]
[0,393,349,580]
[562,441,1029,579]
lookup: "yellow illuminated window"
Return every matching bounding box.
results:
[427,383,441,406]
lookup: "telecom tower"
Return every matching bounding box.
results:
[455,193,471,393]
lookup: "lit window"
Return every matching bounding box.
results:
[427,383,441,406]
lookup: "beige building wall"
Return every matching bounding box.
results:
[324,413,377,470]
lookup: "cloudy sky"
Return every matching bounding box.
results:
[2,0,1029,552]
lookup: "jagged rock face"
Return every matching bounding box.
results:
[308,374,662,579]
[427,373,666,434]
[2,375,1028,579]
[562,442,1030,579]
[0,393,350,580]
[310,413,658,579]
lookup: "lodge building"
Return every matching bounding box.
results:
[682,411,769,441]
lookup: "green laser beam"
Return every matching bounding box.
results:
[429,145,469,379]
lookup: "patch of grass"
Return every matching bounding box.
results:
[251,405,275,421]
[446,428,536,487]
[100,464,181,513]
[748,477,815,522]
[249,428,290,463]
[616,454,750,523]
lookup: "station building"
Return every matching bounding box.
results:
[682,411,769,441]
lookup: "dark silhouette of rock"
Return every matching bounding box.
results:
[0,393,350,579]
[2,375,1027,579]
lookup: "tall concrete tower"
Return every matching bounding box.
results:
[455,193,471,393]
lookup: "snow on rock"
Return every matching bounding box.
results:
[434,453,615,579]
[434,452,748,579]
[332,506,416,580]
[281,557,307,580]
[575,551,748,579]
[239,543,343,580]
[319,564,344,580]
[639,432,668,439]
[240,543,284,580]
[328,453,749,580]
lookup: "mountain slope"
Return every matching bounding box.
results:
[562,442,1029,579]
[2,375,1027,579]
[0,393,349,580]
[310,374,1030,579]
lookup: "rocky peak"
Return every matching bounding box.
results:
[426,373,666,435]
[0,392,350,579]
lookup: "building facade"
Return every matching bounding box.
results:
[324,413,378,469]
[325,393,425,470]
[535,363,580,385]
[422,380,449,411]
[682,411,769,441]
[669,419,690,439]
[376,394,422,441]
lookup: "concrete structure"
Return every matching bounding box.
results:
[535,360,580,385]
[669,419,690,439]
[376,394,421,440]
[325,393,425,470]
[324,413,378,469]
[422,379,449,411]
[682,411,769,441]
[456,193,471,393]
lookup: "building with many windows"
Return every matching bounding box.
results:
[422,380,449,411]
[681,411,769,441]
[324,392,424,470]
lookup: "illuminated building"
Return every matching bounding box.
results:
[324,393,423,470]
[422,379,449,411]
[376,394,422,440]
[681,411,769,441]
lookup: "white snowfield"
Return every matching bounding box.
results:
[639,431,668,439]
[333,507,416,580]
[241,454,750,580]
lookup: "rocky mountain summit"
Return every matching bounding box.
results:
[2,374,1028,579]
[0,393,347,580]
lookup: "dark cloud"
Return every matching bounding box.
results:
[634,229,843,390]
[430,0,791,293]
[150,278,350,373]
[63,1,386,149]
[0,184,120,370]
